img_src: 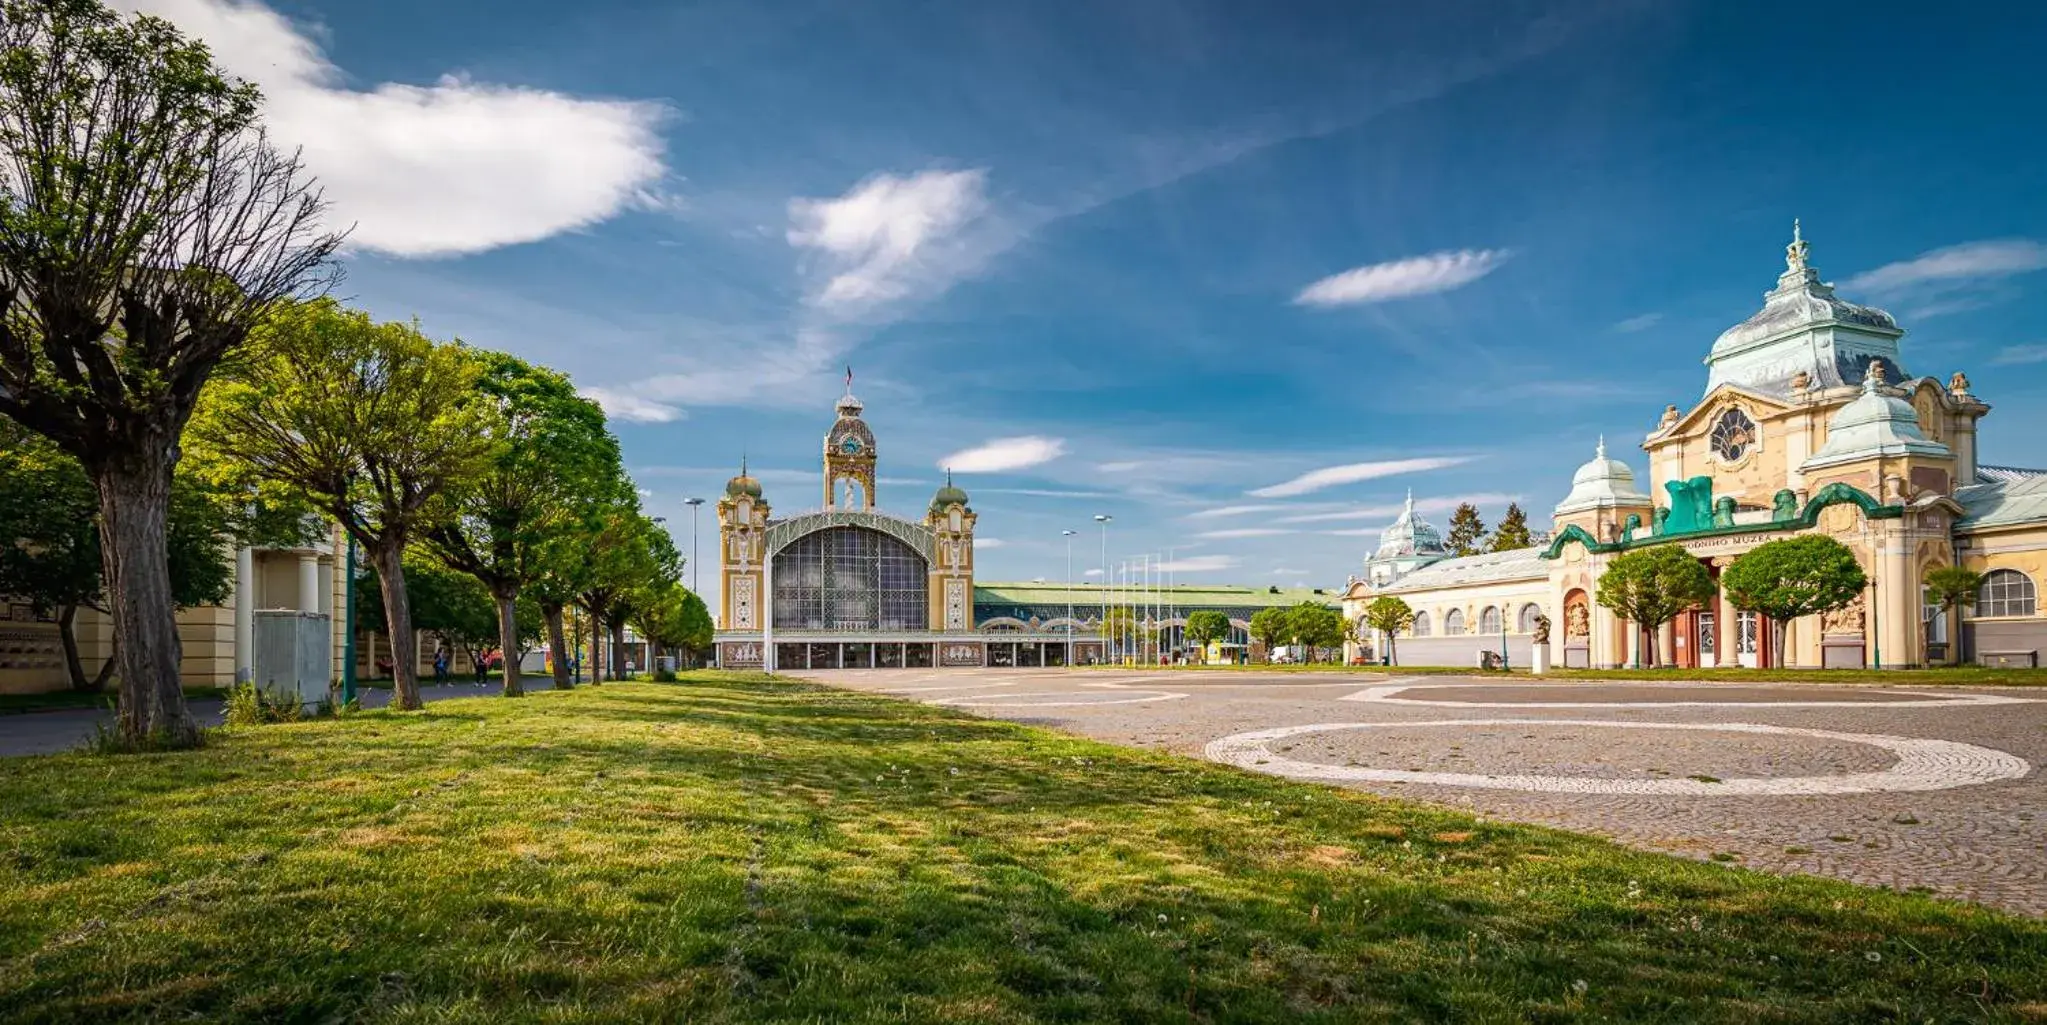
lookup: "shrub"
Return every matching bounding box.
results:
[652,667,678,683]
[223,684,311,727]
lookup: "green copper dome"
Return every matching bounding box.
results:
[930,471,969,512]
[725,458,764,499]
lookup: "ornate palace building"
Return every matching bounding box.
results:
[715,385,1100,670]
[1342,225,2047,670]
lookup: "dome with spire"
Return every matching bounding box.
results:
[1372,491,1447,561]
[1705,221,1905,397]
[725,458,764,500]
[1554,437,1652,516]
[930,470,970,513]
[1802,359,1952,470]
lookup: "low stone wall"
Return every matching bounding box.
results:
[1964,620,2047,667]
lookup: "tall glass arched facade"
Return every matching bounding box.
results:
[772,526,928,630]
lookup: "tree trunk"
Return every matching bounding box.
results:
[610,620,628,678]
[497,592,524,697]
[1644,623,1660,669]
[369,541,424,710]
[94,454,198,748]
[1772,619,1789,670]
[589,612,606,683]
[543,603,573,689]
[55,604,108,693]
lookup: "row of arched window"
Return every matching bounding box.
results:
[1409,602,1546,638]
[1388,568,2042,642]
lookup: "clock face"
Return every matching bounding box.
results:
[840,436,863,454]
[1710,407,1756,462]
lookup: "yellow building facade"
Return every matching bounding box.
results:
[713,385,1022,671]
[1,523,352,696]
[1344,226,2047,669]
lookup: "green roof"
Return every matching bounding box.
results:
[974,581,1338,609]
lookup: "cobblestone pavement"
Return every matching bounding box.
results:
[799,668,2047,917]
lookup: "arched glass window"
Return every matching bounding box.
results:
[1977,569,2037,618]
[1517,603,1544,633]
[1411,611,1431,637]
[1444,609,1466,636]
[772,526,929,630]
[1478,606,1501,634]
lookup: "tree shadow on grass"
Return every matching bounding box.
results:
[1,680,2044,1023]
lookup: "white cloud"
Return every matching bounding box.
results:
[1156,555,1237,574]
[940,436,1067,473]
[1185,503,1293,520]
[1613,313,1663,333]
[1270,567,1308,575]
[116,0,669,258]
[972,537,1006,549]
[1249,457,1471,498]
[1293,249,1511,307]
[1991,344,2047,366]
[1844,240,2047,294]
[582,387,684,424]
[1083,568,1104,577]
[789,169,991,312]
[1195,528,1294,539]
[976,487,1114,499]
[1278,492,1521,523]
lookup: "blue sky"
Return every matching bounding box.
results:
[123,0,2047,606]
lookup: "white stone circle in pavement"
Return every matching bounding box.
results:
[1203,719,2032,796]
[931,690,1190,708]
[1340,683,2041,710]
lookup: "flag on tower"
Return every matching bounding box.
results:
[844,365,853,391]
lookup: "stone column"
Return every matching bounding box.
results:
[299,553,321,615]
[1878,527,1915,668]
[1657,620,1676,669]
[234,547,255,683]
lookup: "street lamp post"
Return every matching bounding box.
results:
[1093,514,1111,664]
[684,497,705,596]
[1062,529,1076,668]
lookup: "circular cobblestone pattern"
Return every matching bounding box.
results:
[1206,719,2031,795]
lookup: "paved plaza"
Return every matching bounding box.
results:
[800,668,2047,916]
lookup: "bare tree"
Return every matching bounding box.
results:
[0,1,342,746]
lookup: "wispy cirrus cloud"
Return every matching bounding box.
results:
[1185,503,1295,520]
[116,0,670,257]
[1249,457,1471,498]
[1277,492,1522,523]
[583,387,684,424]
[1194,528,1295,539]
[1991,344,2047,366]
[1156,554,1238,574]
[1613,313,1663,333]
[941,436,1068,473]
[788,169,994,313]
[1293,249,1512,307]
[1844,239,2047,295]
[972,537,1007,549]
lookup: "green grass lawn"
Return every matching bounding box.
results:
[1131,662,2047,686]
[1,674,2042,1023]
[0,686,228,717]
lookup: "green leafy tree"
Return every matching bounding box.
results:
[1922,565,1984,665]
[420,351,623,697]
[191,300,489,710]
[632,584,713,669]
[1445,503,1488,557]
[356,557,537,673]
[1721,536,1868,668]
[0,0,343,746]
[1595,544,1716,667]
[1281,602,1346,662]
[566,511,678,682]
[1183,610,1230,652]
[0,422,240,691]
[1247,607,1289,661]
[1489,502,1534,552]
[1362,595,1415,666]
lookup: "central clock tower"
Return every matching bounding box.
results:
[823,380,878,510]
